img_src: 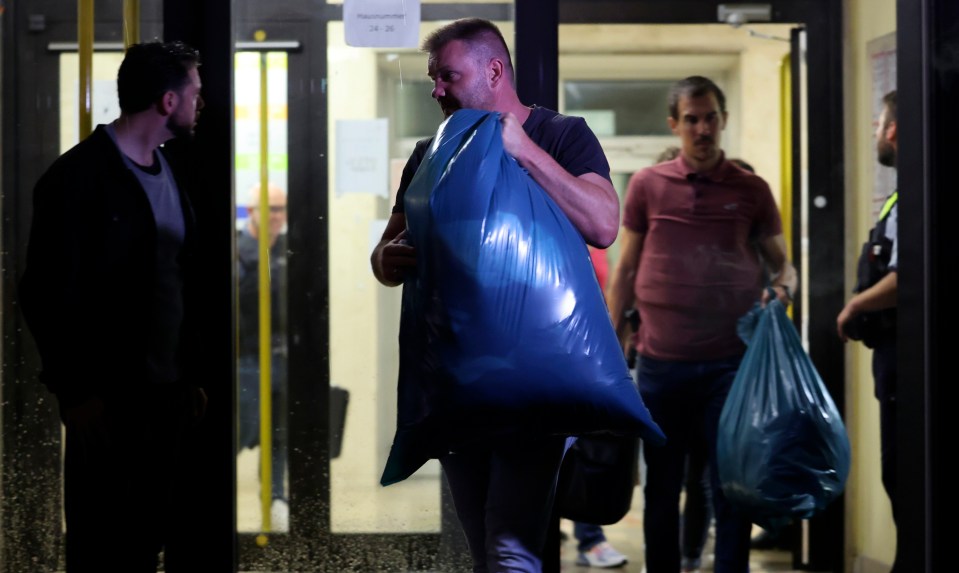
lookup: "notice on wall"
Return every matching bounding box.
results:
[336,118,389,198]
[344,0,420,48]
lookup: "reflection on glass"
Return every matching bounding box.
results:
[327,18,443,534]
[58,53,125,152]
[327,19,513,535]
[234,51,290,533]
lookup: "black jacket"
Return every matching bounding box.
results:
[19,125,199,407]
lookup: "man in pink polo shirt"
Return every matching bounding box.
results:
[607,76,797,573]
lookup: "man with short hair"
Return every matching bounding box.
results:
[20,41,206,571]
[837,90,899,573]
[607,75,797,573]
[371,18,619,572]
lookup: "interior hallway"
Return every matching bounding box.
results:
[239,446,798,572]
[558,507,797,572]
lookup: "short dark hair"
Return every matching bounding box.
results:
[422,18,514,86]
[668,76,727,120]
[117,41,200,114]
[882,90,897,123]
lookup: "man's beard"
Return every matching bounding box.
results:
[167,114,195,139]
[877,139,896,167]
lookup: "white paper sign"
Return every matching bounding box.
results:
[344,0,421,48]
[336,118,389,198]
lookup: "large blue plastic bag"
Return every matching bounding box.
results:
[717,300,851,530]
[381,109,665,486]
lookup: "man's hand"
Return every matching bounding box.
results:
[761,284,793,308]
[836,301,857,342]
[500,112,533,163]
[835,272,897,342]
[373,229,416,286]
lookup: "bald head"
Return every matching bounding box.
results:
[247,182,287,244]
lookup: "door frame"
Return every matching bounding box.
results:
[556,1,846,570]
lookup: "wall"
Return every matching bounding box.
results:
[842,0,898,570]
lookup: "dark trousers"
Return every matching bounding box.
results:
[873,338,899,573]
[440,436,570,573]
[638,355,752,573]
[238,354,288,500]
[682,444,713,567]
[62,385,195,572]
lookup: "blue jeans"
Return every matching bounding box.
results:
[638,355,752,573]
[238,354,288,501]
[440,436,570,573]
[682,443,713,568]
[573,522,606,552]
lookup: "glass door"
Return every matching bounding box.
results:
[232,3,514,571]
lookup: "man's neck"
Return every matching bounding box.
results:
[683,151,723,174]
[495,91,532,124]
[112,115,168,167]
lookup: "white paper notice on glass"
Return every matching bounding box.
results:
[344,0,421,48]
[336,118,389,198]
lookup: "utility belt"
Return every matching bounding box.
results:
[846,197,897,349]
[843,308,896,349]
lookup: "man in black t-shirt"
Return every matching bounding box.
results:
[370,18,619,572]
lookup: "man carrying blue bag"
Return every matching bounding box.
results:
[370,18,664,573]
[607,76,798,573]
[717,297,851,532]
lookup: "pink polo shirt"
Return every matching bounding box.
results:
[622,155,782,361]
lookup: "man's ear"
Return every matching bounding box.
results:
[667,116,679,135]
[886,119,897,145]
[488,57,505,87]
[157,91,177,117]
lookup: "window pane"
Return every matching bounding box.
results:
[234,51,290,534]
[563,80,674,136]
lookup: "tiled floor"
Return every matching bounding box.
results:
[238,446,800,572]
[558,505,798,572]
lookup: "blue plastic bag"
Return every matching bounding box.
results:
[717,299,850,530]
[381,110,665,486]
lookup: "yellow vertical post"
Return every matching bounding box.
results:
[780,54,793,258]
[780,54,795,319]
[257,47,274,533]
[122,0,140,48]
[78,0,94,139]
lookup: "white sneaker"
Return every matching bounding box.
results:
[576,541,628,568]
[270,498,289,531]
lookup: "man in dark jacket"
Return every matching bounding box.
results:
[19,41,206,572]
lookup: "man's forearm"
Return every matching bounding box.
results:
[770,261,799,300]
[849,271,898,314]
[513,143,619,248]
